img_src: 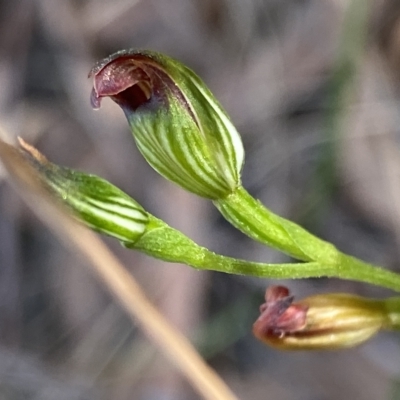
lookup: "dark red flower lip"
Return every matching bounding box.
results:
[89,50,156,111]
[89,49,198,122]
[253,286,308,339]
[90,63,151,110]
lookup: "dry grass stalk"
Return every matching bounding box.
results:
[0,135,238,400]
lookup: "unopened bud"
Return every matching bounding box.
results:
[19,138,148,244]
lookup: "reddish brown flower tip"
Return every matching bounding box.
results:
[89,50,181,113]
[253,286,308,340]
[90,53,153,110]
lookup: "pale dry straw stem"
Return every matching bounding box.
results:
[0,136,238,400]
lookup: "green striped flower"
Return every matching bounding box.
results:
[19,139,148,244]
[90,49,244,199]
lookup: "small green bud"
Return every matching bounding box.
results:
[253,286,390,350]
[90,49,244,199]
[19,139,148,244]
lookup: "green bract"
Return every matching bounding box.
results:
[19,139,148,244]
[90,49,244,199]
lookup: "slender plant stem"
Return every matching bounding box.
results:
[132,214,400,293]
[214,186,338,263]
[20,136,400,293]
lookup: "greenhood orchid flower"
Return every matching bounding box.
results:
[89,49,244,199]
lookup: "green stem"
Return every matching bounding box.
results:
[214,186,338,263]
[384,297,400,329]
[130,214,400,292]
[337,254,400,294]
[213,186,400,292]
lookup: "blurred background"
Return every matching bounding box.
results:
[1,0,400,399]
